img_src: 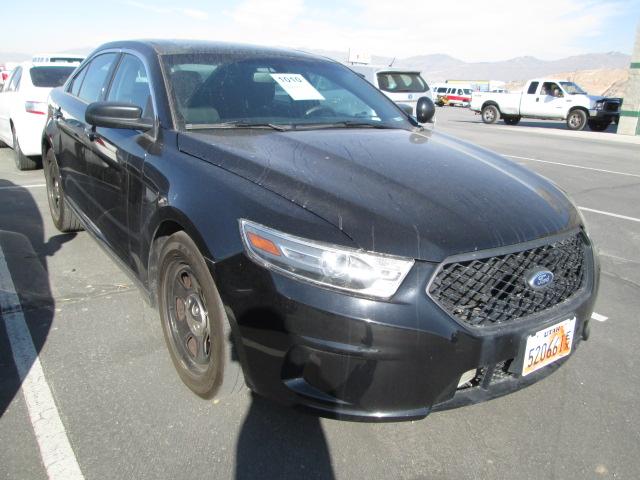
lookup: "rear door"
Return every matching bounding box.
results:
[55,53,119,217]
[519,81,540,116]
[84,53,155,269]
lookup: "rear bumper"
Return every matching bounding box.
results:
[14,113,47,156]
[213,237,599,422]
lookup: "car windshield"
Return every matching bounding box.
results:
[377,72,428,93]
[29,66,76,87]
[163,53,413,130]
[559,82,586,95]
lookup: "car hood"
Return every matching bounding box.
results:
[178,128,580,262]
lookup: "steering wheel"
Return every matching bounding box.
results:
[304,105,336,117]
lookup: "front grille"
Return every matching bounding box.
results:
[604,102,620,112]
[428,233,587,328]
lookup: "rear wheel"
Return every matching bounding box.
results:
[12,125,38,170]
[566,109,587,131]
[44,149,83,232]
[587,119,610,132]
[503,116,521,125]
[481,105,499,124]
[158,232,246,399]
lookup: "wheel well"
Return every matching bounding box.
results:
[482,101,500,112]
[568,106,589,116]
[147,220,185,306]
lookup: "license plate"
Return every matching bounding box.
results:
[522,316,576,376]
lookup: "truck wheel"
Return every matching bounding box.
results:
[12,125,38,170]
[44,149,83,232]
[503,116,521,125]
[158,232,246,400]
[566,110,587,131]
[481,105,499,124]
[587,119,610,132]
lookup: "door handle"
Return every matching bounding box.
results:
[536,98,540,102]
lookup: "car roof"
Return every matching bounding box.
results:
[19,61,80,69]
[95,39,330,61]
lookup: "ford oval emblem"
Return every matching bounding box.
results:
[526,269,554,289]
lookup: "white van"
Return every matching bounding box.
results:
[348,65,433,116]
[32,53,85,64]
[431,84,473,107]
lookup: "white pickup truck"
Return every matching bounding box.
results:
[470,79,622,131]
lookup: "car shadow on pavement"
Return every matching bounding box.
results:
[0,179,75,416]
[235,394,335,479]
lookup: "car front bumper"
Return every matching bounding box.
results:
[212,238,599,422]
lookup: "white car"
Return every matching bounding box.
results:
[348,65,433,117]
[470,78,621,131]
[0,60,79,169]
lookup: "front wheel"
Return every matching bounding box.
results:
[587,119,610,132]
[158,232,246,399]
[566,110,587,131]
[481,105,499,124]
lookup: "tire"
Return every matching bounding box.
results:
[158,231,246,399]
[12,125,38,170]
[481,104,499,124]
[44,149,83,232]
[587,119,610,132]
[503,116,521,125]
[566,109,587,131]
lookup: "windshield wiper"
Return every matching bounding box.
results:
[186,121,290,131]
[296,121,401,130]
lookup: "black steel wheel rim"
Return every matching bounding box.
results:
[164,259,212,374]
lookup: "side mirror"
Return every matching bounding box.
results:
[416,96,435,123]
[397,103,414,116]
[85,101,153,131]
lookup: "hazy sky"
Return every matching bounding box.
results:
[2,0,639,61]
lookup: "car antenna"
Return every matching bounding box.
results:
[389,57,396,67]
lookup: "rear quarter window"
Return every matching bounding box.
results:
[30,66,77,88]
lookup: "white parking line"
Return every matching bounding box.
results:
[505,155,640,179]
[0,247,84,480]
[591,313,608,322]
[578,207,640,223]
[0,184,46,190]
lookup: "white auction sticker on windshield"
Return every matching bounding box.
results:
[270,73,325,101]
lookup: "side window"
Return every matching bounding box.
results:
[69,66,88,97]
[78,53,118,103]
[527,82,539,94]
[106,54,154,119]
[7,67,22,92]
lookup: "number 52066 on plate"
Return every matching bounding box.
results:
[522,316,576,376]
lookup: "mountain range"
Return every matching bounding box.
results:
[1,47,630,84]
[306,49,630,83]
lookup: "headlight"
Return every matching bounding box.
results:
[595,101,604,111]
[239,219,414,299]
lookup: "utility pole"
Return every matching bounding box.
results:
[618,21,640,136]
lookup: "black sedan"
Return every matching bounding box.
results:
[43,40,599,421]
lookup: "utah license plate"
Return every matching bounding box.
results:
[522,317,576,376]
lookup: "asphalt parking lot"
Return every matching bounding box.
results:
[1,107,639,480]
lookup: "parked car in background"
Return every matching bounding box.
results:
[43,40,597,421]
[432,84,473,107]
[0,62,18,90]
[0,60,80,169]
[470,78,622,131]
[348,65,433,117]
